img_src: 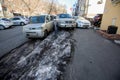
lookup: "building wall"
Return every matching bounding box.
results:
[86,0,106,18]
[100,0,120,34]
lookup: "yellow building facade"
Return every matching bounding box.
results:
[100,0,120,34]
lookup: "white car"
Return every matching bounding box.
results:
[76,17,91,28]
[23,15,54,38]
[73,16,79,20]
[11,17,28,26]
[56,13,76,29]
[0,18,13,30]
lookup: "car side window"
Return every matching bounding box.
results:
[12,18,20,20]
[2,18,9,21]
[50,16,54,21]
[46,16,50,22]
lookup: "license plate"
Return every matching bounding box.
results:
[27,33,36,36]
[66,25,72,27]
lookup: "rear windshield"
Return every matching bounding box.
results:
[57,14,72,18]
[2,18,10,21]
[30,16,45,23]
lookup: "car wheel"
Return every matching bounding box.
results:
[20,22,25,26]
[44,30,48,38]
[0,25,5,30]
[72,27,74,30]
[76,23,78,27]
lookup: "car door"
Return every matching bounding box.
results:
[45,15,52,32]
[49,15,54,30]
[12,18,21,25]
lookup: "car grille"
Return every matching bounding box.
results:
[65,21,73,23]
[84,23,89,25]
[26,32,36,33]
[83,25,89,27]
[29,28,36,30]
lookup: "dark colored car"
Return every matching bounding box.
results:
[93,14,103,27]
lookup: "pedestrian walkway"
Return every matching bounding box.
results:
[64,29,120,80]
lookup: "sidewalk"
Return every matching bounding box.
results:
[64,29,120,80]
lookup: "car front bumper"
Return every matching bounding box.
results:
[78,24,90,28]
[58,23,76,28]
[24,30,44,38]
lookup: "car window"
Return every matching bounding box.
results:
[2,18,10,21]
[12,18,20,20]
[30,16,45,23]
[50,16,55,21]
[58,14,72,18]
[46,16,50,22]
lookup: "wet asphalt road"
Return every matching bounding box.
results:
[0,26,28,58]
[64,29,120,80]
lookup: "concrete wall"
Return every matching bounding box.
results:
[101,0,120,34]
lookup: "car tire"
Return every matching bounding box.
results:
[72,27,74,30]
[20,22,25,26]
[76,23,78,27]
[44,30,48,38]
[0,25,5,30]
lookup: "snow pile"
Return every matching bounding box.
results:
[13,31,72,80]
[25,32,71,80]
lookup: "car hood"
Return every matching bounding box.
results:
[79,19,90,23]
[24,23,43,28]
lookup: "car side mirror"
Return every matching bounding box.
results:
[46,20,49,23]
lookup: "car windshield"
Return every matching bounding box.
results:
[58,14,72,18]
[30,16,45,23]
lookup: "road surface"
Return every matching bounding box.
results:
[64,29,120,80]
[0,26,28,58]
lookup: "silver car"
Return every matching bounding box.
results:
[11,17,28,26]
[0,18,13,30]
[56,13,76,29]
[23,15,54,38]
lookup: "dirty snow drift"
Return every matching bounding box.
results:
[0,31,73,80]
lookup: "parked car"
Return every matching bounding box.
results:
[22,16,30,24]
[93,14,103,27]
[73,16,79,20]
[76,17,91,29]
[55,13,76,29]
[0,18,13,30]
[23,15,54,38]
[10,17,28,26]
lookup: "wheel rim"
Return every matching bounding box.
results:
[21,23,24,26]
